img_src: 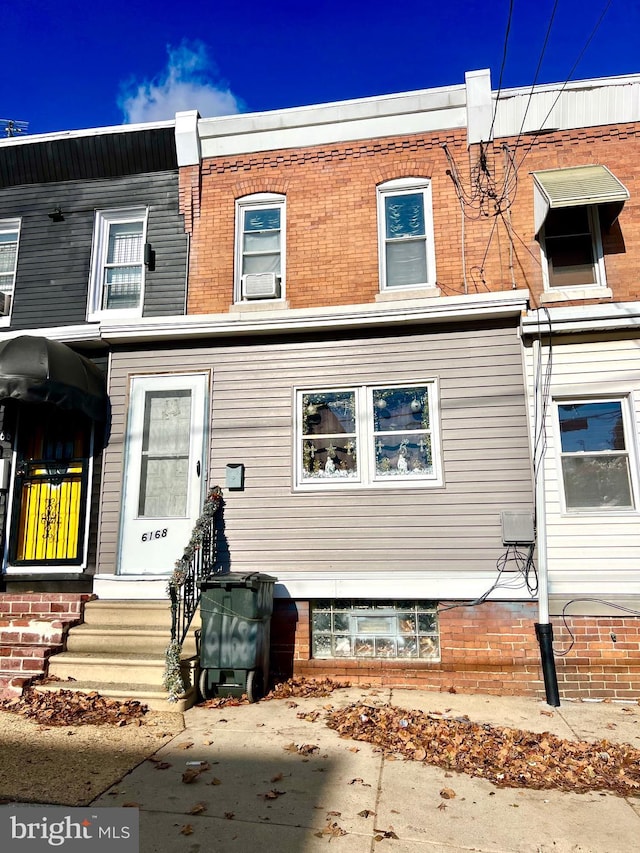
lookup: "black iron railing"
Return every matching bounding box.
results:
[168,486,224,647]
[164,487,224,701]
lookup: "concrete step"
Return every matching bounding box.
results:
[35,679,198,713]
[47,652,169,685]
[64,625,197,657]
[82,600,175,629]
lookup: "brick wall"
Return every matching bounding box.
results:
[270,599,640,700]
[180,122,640,314]
[0,593,91,696]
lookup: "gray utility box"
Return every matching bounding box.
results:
[198,572,276,703]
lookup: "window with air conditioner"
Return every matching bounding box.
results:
[377,179,436,291]
[235,194,285,302]
[0,218,20,321]
[88,208,147,319]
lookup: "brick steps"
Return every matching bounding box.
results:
[0,594,90,698]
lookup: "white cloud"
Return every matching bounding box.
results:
[119,41,243,123]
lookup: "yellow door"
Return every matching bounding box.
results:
[12,410,90,565]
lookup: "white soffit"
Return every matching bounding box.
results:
[533,164,629,234]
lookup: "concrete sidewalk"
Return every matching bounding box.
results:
[89,686,640,853]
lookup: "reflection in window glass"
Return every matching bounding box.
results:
[373,386,432,478]
[301,391,358,480]
[558,401,634,509]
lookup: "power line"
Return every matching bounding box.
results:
[488,0,515,142]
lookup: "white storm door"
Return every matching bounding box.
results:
[119,373,208,575]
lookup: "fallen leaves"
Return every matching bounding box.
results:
[0,688,148,727]
[283,742,320,756]
[266,676,351,699]
[326,702,640,797]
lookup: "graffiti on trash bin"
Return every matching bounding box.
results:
[202,614,260,669]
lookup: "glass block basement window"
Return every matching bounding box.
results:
[311,600,440,660]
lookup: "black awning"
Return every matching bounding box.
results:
[0,336,107,422]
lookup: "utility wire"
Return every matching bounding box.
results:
[488,0,515,142]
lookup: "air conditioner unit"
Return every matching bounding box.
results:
[242,272,280,300]
[0,293,11,316]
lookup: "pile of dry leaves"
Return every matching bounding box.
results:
[199,675,352,708]
[327,702,640,797]
[266,676,351,700]
[0,688,148,727]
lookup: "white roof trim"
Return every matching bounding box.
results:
[522,302,640,335]
[99,290,529,344]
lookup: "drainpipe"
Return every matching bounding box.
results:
[533,335,560,707]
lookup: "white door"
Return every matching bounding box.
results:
[119,373,208,575]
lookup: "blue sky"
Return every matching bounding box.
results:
[2,0,638,135]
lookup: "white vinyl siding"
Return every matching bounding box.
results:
[524,338,640,596]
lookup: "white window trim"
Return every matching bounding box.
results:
[0,217,21,327]
[552,396,640,516]
[234,193,286,304]
[87,207,148,321]
[294,381,442,491]
[539,205,609,302]
[377,178,436,292]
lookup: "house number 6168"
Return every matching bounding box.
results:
[142,529,168,542]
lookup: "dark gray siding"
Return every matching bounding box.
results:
[1,170,187,328]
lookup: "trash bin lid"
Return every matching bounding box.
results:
[199,571,277,589]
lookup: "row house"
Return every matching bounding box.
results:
[1,68,639,704]
[0,123,190,699]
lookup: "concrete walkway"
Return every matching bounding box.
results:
[90,687,640,853]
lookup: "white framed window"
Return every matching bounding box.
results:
[541,206,606,291]
[377,179,436,291]
[88,208,147,318]
[235,194,285,302]
[296,382,441,489]
[555,399,637,512]
[0,218,20,319]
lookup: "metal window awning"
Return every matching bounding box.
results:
[533,165,629,235]
[0,336,107,422]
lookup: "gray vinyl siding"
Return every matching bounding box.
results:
[98,321,534,578]
[0,171,186,328]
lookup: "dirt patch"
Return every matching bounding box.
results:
[0,707,184,806]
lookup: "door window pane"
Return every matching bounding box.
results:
[138,390,192,517]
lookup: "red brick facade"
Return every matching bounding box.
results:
[180,123,640,314]
[271,601,640,699]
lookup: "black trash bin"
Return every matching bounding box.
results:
[198,572,276,703]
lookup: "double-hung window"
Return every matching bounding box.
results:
[235,194,285,302]
[0,218,20,318]
[377,179,436,291]
[556,399,636,512]
[89,208,147,317]
[297,382,441,489]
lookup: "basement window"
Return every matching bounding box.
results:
[311,600,440,660]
